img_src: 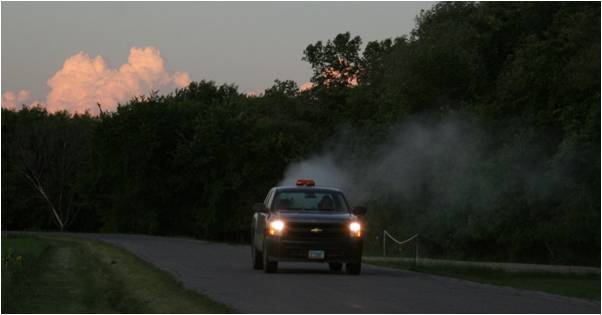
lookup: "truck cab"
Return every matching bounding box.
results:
[251,179,367,274]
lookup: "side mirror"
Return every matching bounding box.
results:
[253,202,267,213]
[352,206,367,215]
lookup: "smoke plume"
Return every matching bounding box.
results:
[279,153,351,190]
[278,116,563,210]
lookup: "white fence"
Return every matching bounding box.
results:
[376,230,599,275]
[382,230,419,265]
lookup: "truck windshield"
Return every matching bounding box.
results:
[272,189,349,212]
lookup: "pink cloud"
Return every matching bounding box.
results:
[44,47,191,114]
[244,89,264,97]
[299,82,315,91]
[2,89,31,109]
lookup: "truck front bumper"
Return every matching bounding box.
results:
[264,236,363,263]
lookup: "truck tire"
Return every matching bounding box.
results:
[329,262,343,272]
[263,244,278,273]
[251,242,263,270]
[346,262,361,275]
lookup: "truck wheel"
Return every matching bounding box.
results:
[329,262,343,272]
[251,242,263,270]
[263,244,278,273]
[346,262,361,275]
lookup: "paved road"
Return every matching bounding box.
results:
[23,233,602,313]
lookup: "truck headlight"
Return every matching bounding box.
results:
[349,222,361,237]
[269,220,285,235]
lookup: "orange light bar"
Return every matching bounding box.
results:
[296,179,315,187]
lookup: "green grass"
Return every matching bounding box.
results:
[365,258,600,301]
[2,235,233,313]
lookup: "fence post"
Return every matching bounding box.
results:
[414,235,419,268]
[382,230,386,257]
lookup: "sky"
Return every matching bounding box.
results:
[1,1,434,113]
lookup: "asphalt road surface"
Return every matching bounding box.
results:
[27,233,602,313]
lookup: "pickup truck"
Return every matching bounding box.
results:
[251,179,367,274]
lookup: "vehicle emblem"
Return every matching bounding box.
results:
[310,228,323,233]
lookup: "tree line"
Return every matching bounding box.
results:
[2,2,599,265]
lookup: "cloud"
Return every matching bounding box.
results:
[299,82,315,91]
[244,89,264,97]
[298,69,358,92]
[43,47,190,114]
[2,89,32,109]
[324,68,358,87]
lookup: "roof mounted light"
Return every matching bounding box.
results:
[296,179,315,187]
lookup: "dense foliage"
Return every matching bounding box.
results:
[2,2,599,265]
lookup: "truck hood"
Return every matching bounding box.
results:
[271,211,355,224]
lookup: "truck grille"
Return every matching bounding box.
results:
[285,222,348,240]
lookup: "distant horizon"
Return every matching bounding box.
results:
[1,1,434,112]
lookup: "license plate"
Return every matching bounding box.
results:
[308,250,325,259]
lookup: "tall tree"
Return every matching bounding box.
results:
[303,32,362,88]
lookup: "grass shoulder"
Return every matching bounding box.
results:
[364,257,600,301]
[2,235,233,313]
